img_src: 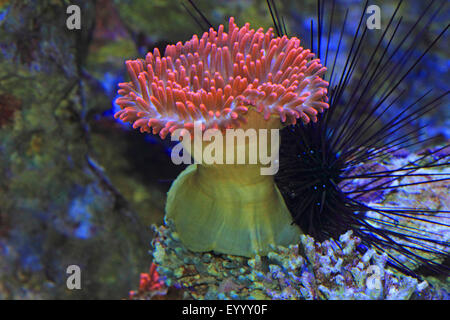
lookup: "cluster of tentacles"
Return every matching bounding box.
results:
[114,17,328,139]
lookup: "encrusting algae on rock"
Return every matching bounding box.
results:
[361,150,450,271]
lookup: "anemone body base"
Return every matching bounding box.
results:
[165,163,302,257]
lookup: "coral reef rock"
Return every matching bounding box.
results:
[152,221,448,300]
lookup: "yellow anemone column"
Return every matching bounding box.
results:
[165,110,302,257]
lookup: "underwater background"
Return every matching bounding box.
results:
[0,0,448,299]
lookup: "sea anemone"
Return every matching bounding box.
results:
[114,17,329,256]
[270,0,449,277]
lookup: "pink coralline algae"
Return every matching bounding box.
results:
[129,263,165,299]
[114,17,329,138]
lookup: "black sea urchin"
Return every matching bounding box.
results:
[270,0,449,277]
